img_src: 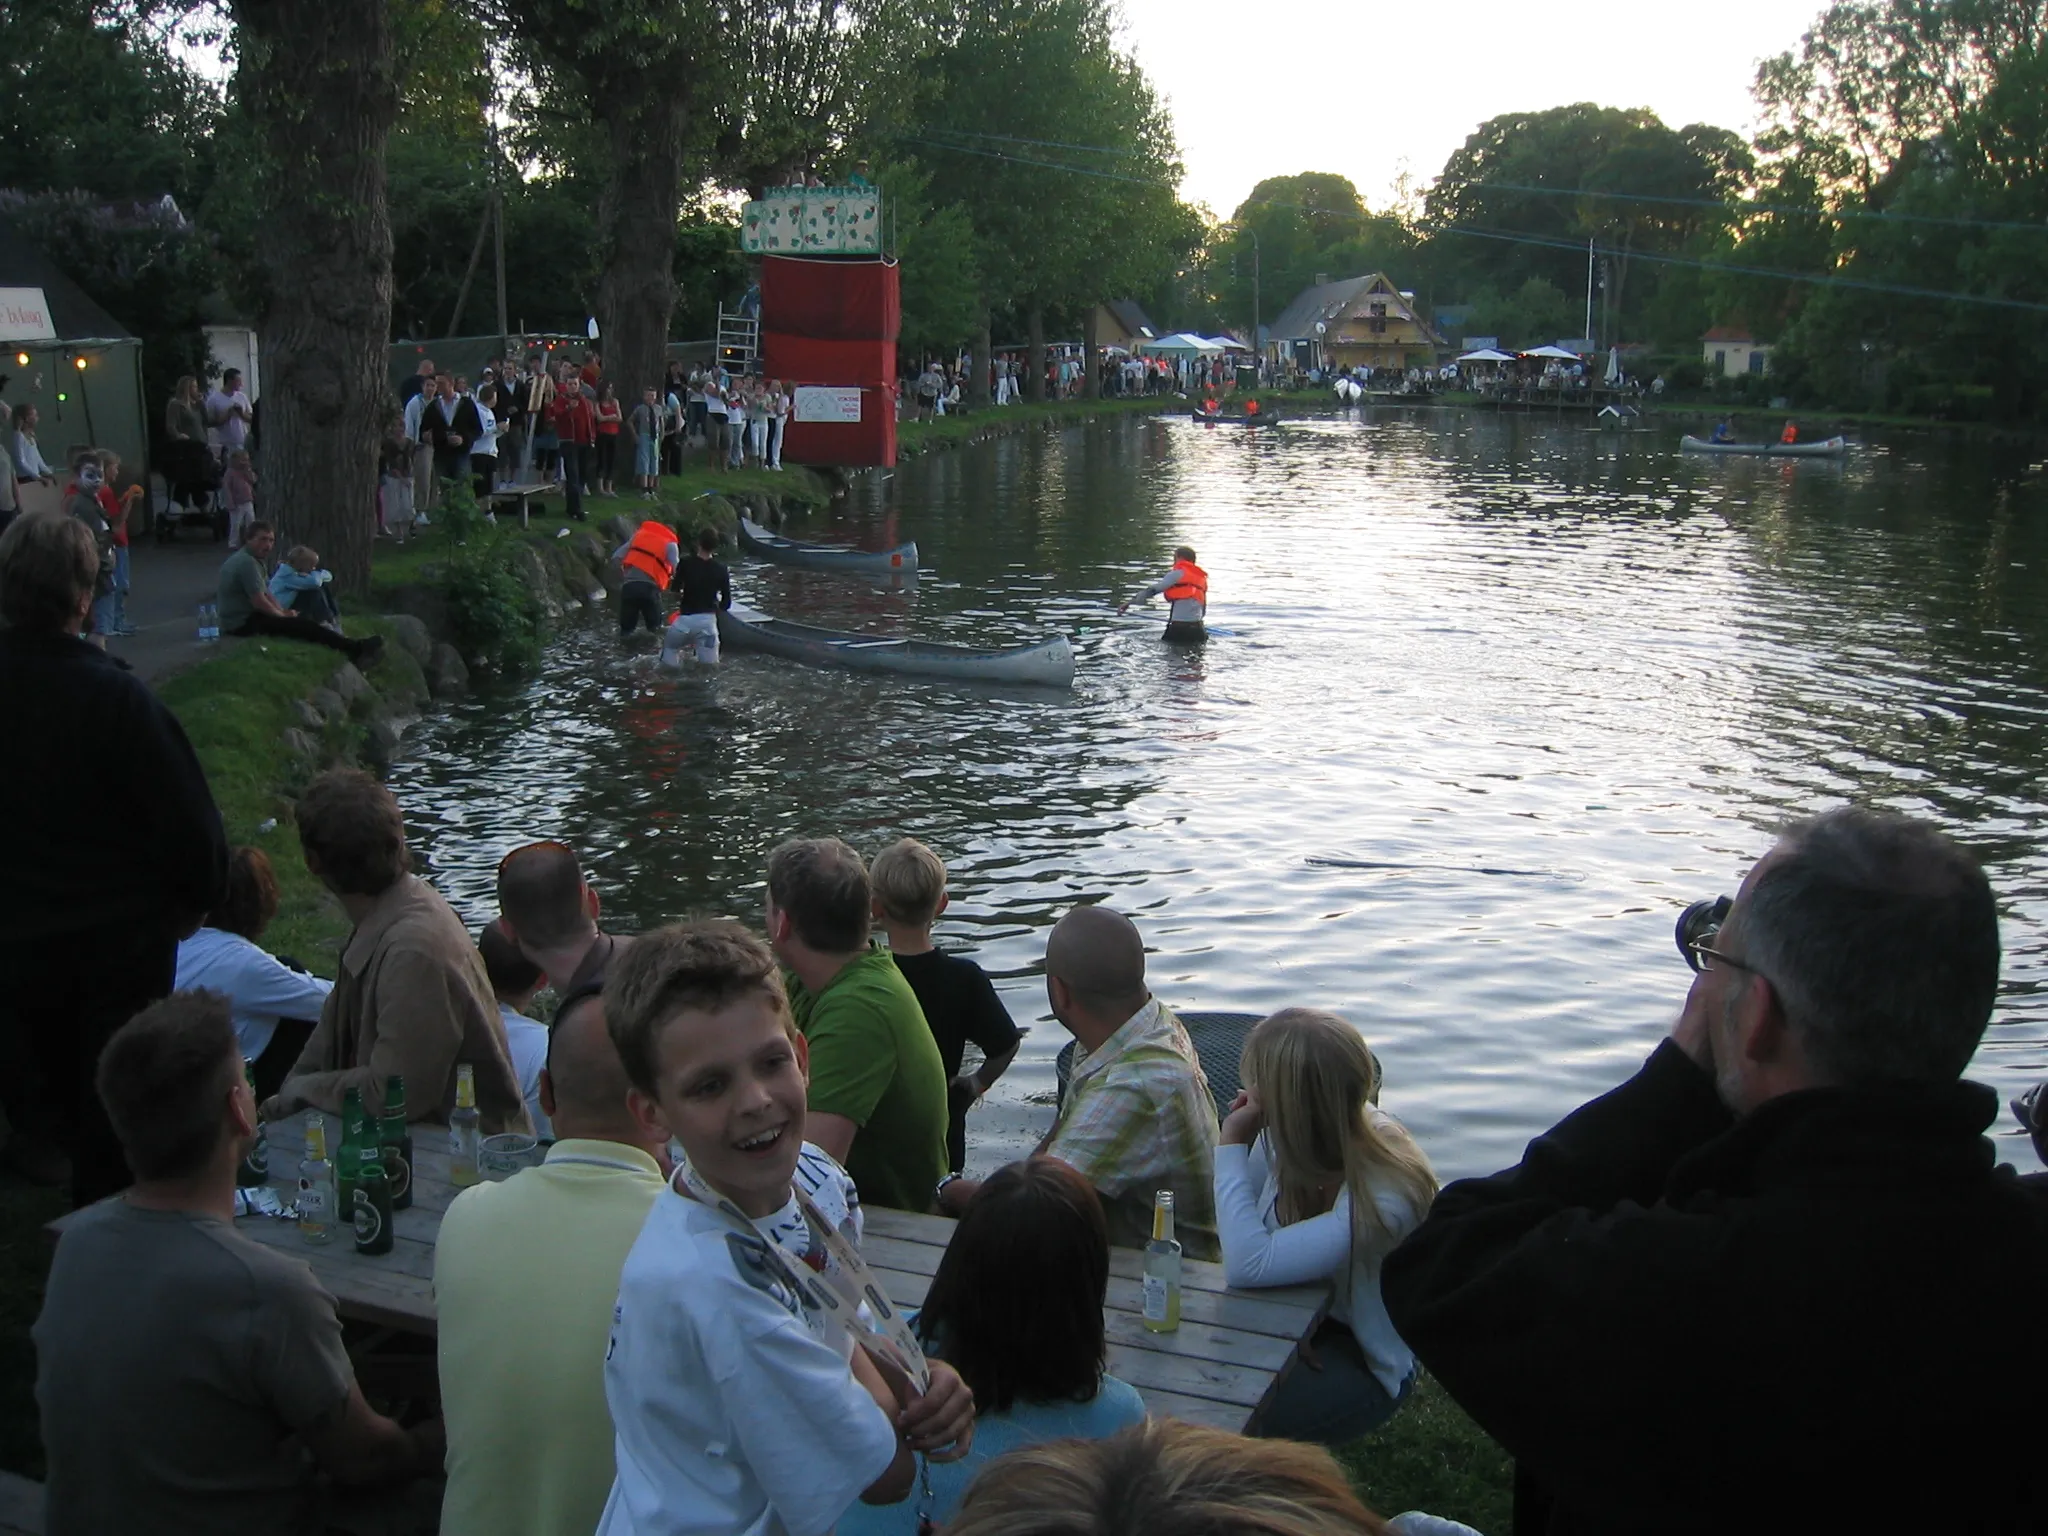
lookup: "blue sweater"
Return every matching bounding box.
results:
[835,1375,1146,1534]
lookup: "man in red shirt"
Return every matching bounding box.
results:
[548,369,596,522]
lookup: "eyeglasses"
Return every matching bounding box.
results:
[1687,941,1758,975]
[497,839,577,877]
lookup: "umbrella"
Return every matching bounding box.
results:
[1456,348,1515,363]
[1521,345,1581,360]
[1605,346,1623,385]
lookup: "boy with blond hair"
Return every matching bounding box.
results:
[599,921,974,1536]
[870,839,1022,1173]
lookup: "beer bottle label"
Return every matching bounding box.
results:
[1142,1274,1169,1322]
[299,1181,328,1221]
[352,1188,383,1247]
[383,1146,412,1202]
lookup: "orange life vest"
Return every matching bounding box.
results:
[1780,422,1799,444]
[622,520,677,588]
[1164,558,1208,605]
[1244,398,1260,415]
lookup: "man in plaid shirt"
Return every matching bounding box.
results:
[936,906,1220,1258]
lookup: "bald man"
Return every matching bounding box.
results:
[936,906,1219,1257]
[497,840,633,1009]
[434,990,669,1536]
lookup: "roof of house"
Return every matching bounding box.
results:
[1701,326,1760,344]
[0,215,136,341]
[1100,298,1157,341]
[1269,274,1444,345]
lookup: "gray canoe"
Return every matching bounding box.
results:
[1680,434,1849,457]
[718,609,1074,689]
[738,515,919,574]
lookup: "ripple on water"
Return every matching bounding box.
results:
[394,413,2048,1179]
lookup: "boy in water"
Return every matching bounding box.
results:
[598,922,974,1535]
[869,840,1021,1173]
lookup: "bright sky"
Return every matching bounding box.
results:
[1118,0,1821,216]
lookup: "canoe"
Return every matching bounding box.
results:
[717,608,1075,689]
[737,515,919,574]
[1189,412,1282,426]
[1680,435,1848,457]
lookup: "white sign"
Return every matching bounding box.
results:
[793,386,863,424]
[0,288,56,343]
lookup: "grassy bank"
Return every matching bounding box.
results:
[897,394,1179,454]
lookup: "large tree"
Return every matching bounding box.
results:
[231,0,398,595]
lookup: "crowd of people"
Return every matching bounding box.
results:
[5,497,2048,1532]
[903,349,1243,415]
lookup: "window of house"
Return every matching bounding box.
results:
[1714,349,1727,371]
[1368,302,1387,335]
[1748,350,1766,375]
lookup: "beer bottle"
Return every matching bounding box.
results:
[337,1087,368,1216]
[297,1115,336,1245]
[449,1064,482,1187]
[235,1063,269,1188]
[1142,1189,1182,1333]
[352,1157,394,1256]
[379,1075,414,1211]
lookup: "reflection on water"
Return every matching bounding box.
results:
[394,412,2048,1179]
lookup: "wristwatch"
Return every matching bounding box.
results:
[934,1172,963,1210]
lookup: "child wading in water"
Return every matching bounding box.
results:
[598,922,975,1534]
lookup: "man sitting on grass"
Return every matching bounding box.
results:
[765,838,950,1213]
[598,921,975,1534]
[37,991,439,1534]
[218,522,382,665]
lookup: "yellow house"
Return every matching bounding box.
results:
[1269,273,1445,372]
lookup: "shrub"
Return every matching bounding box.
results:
[432,480,546,674]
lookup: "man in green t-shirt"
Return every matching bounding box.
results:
[765,837,948,1212]
[216,523,380,663]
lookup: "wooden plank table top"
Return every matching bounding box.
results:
[50,1113,1329,1433]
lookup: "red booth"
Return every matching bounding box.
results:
[760,255,899,468]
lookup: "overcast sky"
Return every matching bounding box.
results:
[1117,0,1822,216]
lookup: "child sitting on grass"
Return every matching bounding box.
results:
[267,545,339,629]
[598,921,975,1536]
[870,839,1022,1173]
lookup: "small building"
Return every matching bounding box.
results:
[1268,273,1446,373]
[1086,299,1157,353]
[1703,326,1771,378]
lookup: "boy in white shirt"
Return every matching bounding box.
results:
[599,921,975,1536]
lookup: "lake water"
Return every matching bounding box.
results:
[390,409,2048,1180]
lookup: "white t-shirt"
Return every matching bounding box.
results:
[598,1144,892,1536]
[205,388,252,451]
[174,927,334,1060]
[498,1004,551,1140]
[473,401,500,457]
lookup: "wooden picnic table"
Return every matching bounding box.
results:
[51,1113,1329,1433]
[484,481,555,527]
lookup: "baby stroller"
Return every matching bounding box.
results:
[156,438,226,541]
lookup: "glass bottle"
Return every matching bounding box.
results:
[379,1075,414,1210]
[352,1157,394,1255]
[337,1087,368,1217]
[234,1063,269,1188]
[1142,1189,1182,1333]
[449,1064,482,1187]
[297,1115,336,1245]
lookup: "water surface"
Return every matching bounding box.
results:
[393,410,2048,1179]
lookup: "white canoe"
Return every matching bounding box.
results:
[1681,435,1849,457]
[718,609,1074,689]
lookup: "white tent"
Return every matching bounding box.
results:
[1604,346,1623,385]
[1522,344,1582,360]
[1204,335,1251,352]
[1143,332,1225,355]
[1456,348,1516,363]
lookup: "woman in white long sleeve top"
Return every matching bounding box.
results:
[1214,1007,1438,1444]
[174,847,333,1096]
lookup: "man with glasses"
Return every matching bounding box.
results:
[1382,807,2048,1534]
[496,841,634,1007]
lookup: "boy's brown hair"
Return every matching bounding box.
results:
[605,920,796,1096]
[869,837,948,928]
[285,545,319,570]
[296,769,411,896]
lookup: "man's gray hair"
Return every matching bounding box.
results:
[1740,807,1998,1087]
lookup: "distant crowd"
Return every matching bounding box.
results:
[2,502,2046,1534]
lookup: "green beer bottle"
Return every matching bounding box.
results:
[379,1075,414,1211]
[235,1063,269,1188]
[337,1087,368,1216]
[352,1157,394,1255]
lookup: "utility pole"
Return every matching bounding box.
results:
[1584,235,1595,349]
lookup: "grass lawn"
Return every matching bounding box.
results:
[1339,1373,1514,1530]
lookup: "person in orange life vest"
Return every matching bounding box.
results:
[1780,420,1799,445]
[1121,545,1207,643]
[610,519,678,637]
[1244,398,1260,416]
[1200,396,1221,417]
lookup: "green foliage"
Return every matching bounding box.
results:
[1337,1373,1513,1534]
[432,478,548,673]
[1198,172,1417,338]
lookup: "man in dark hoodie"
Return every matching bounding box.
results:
[0,513,228,1202]
[1382,806,2048,1535]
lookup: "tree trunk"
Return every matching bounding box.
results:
[593,88,689,418]
[1026,305,1046,402]
[970,312,992,409]
[233,0,397,597]
[1082,305,1101,400]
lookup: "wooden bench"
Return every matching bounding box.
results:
[484,481,555,528]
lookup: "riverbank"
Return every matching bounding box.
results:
[895,393,1179,456]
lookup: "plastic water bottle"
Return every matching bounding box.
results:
[197,602,218,642]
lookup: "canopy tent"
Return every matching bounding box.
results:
[1141,332,1224,355]
[1204,335,1251,352]
[1456,348,1515,363]
[1521,344,1582,360]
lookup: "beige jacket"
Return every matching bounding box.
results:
[281,875,530,1134]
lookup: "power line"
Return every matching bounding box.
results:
[1457,180,2048,236]
[912,127,1153,159]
